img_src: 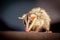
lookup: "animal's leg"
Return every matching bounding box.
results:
[45,27,52,33]
[35,26,42,32]
[44,21,52,33]
[35,19,44,32]
[28,18,37,31]
[45,26,50,32]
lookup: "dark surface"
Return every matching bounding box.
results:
[1,31,60,40]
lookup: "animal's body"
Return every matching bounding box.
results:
[18,7,52,33]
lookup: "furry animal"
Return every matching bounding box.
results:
[18,7,52,33]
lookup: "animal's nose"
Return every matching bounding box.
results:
[25,28,30,32]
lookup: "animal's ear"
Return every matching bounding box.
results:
[22,14,26,18]
[18,17,23,19]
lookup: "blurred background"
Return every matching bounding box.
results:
[0,0,60,33]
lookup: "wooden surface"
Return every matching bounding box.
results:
[1,31,60,40]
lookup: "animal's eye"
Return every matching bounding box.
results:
[23,21,26,25]
[29,21,32,26]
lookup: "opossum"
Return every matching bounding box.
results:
[18,7,52,33]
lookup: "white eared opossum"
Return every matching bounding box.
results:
[18,7,52,33]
